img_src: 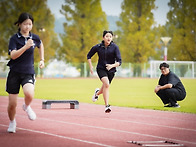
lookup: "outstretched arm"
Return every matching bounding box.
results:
[38,42,45,69]
[87,59,93,74]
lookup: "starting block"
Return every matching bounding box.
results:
[127,140,184,146]
[42,100,79,109]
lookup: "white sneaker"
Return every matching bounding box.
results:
[23,104,36,120]
[92,88,99,102]
[7,119,16,133]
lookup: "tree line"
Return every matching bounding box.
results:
[0,0,195,66]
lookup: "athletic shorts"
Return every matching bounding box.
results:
[6,70,35,94]
[96,68,115,84]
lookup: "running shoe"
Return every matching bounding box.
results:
[105,105,111,113]
[23,104,36,120]
[92,88,99,102]
[7,119,16,133]
[164,103,180,108]
[173,103,180,108]
[164,103,172,107]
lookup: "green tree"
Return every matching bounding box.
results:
[116,0,156,76]
[0,0,59,63]
[151,25,168,60]
[59,0,108,64]
[166,0,196,61]
[117,0,156,63]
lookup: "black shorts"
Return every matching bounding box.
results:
[97,68,115,84]
[6,70,35,94]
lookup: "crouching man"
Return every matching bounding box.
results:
[154,62,186,108]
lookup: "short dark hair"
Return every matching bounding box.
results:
[159,62,169,69]
[103,30,113,37]
[14,12,34,26]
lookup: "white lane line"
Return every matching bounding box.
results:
[37,117,196,146]
[1,111,195,133]
[1,100,196,123]
[1,116,196,146]
[0,124,115,147]
[1,102,196,146]
[0,112,196,138]
[107,118,196,132]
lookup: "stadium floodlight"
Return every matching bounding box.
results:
[161,37,171,61]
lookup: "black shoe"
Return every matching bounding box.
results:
[164,103,172,107]
[173,103,180,108]
[164,103,180,108]
[105,105,111,113]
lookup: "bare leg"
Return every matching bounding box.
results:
[97,85,103,95]
[22,83,36,120]
[100,77,110,106]
[7,94,18,121]
[23,83,34,106]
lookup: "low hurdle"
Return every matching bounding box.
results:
[42,100,79,109]
[127,140,184,146]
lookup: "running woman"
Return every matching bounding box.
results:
[6,12,44,133]
[87,30,122,113]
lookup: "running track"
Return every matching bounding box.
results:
[0,96,196,147]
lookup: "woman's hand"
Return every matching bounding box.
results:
[106,64,114,71]
[25,39,35,49]
[90,66,94,74]
[39,60,45,69]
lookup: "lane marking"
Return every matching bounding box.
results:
[1,99,195,123]
[37,117,196,146]
[1,111,195,132]
[0,124,114,147]
[108,118,196,132]
[2,116,195,146]
[1,99,196,146]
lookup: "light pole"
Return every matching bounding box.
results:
[161,37,171,61]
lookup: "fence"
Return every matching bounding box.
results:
[0,59,195,78]
[149,60,195,78]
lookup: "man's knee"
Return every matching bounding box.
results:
[156,89,165,96]
[165,88,184,102]
[165,88,177,96]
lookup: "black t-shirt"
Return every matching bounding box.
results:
[7,32,41,74]
[158,71,186,96]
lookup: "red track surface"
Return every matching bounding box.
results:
[0,96,196,147]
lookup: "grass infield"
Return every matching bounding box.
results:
[0,78,195,114]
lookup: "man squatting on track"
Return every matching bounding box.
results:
[87,30,122,113]
[154,62,186,108]
[6,13,44,133]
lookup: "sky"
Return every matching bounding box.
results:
[47,0,170,26]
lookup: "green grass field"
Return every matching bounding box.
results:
[0,78,196,114]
